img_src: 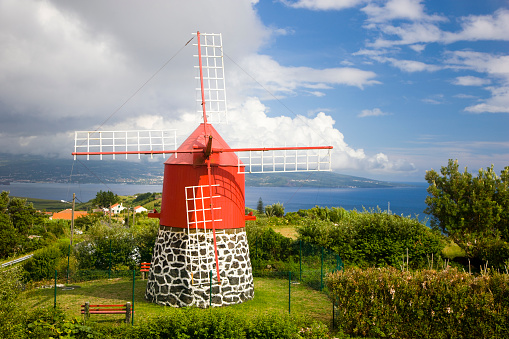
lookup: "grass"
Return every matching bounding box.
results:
[21,276,332,326]
[273,226,299,239]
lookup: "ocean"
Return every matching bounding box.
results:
[1,182,430,221]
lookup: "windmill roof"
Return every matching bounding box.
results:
[165,123,240,167]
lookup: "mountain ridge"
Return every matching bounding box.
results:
[0,153,408,188]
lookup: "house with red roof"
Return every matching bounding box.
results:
[52,209,88,220]
[134,205,148,213]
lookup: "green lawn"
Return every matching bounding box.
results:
[22,276,332,326]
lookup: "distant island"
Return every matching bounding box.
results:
[0,153,407,189]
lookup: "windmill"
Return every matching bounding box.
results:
[73,32,333,308]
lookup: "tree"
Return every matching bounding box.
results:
[92,190,119,209]
[0,191,37,258]
[256,197,264,215]
[7,197,35,237]
[425,160,509,267]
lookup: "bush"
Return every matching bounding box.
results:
[0,267,26,338]
[327,267,509,338]
[22,244,64,281]
[91,308,306,339]
[74,219,158,271]
[265,203,285,217]
[298,209,444,269]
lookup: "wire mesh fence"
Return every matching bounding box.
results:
[249,233,343,294]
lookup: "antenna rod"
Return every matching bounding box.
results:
[197,31,208,136]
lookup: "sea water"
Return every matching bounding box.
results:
[1,182,429,220]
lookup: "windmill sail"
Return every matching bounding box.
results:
[193,32,228,124]
[235,146,332,173]
[73,129,177,160]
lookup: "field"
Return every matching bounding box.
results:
[22,276,332,326]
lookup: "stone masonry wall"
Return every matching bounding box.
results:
[145,226,254,308]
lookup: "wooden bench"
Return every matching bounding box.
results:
[81,302,134,323]
[140,262,151,279]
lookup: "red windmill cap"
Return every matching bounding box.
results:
[165,123,241,166]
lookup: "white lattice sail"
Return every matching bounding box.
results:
[185,184,223,285]
[236,147,332,173]
[193,32,228,124]
[73,130,177,160]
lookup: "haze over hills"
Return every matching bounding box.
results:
[0,153,407,188]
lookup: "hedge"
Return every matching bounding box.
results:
[327,267,509,338]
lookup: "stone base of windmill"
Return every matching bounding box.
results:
[145,226,254,308]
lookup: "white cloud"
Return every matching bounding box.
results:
[214,97,413,172]
[282,0,365,11]
[464,86,509,114]
[442,8,509,43]
[368,22,444,48]
[446,51,509,113]
[365,8,509,49]
[409,44,426,53]
[446,51,509,81]
[372,56,440,72]
[358,108,391,117]
[453,76,491,86]
[362,0,444,23]
[230,54,380,97]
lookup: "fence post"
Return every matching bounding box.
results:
[288,271,291,314]
[299,240,302,282]
[209,270,213,308]
[332,294,335,330]
[320,247,324,291]
[84,301,90,319]
[54,270,57,309]
[131,269,135,325]
[255,235,258,258]
[126,302,132,324]
[67,244,70,284]
[108,239,112,279]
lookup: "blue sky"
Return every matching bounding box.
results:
[0,0,507,182]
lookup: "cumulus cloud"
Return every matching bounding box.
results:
[215,98,412,172]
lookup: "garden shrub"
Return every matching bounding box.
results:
[327,267,509,338]
[90,308,309,339]
[22,244,64,281]
[0,267,26,338]
[74,219,158,271]
[298,209,444,269]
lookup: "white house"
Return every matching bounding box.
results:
[134,205,148,213]
[110,203,126,215]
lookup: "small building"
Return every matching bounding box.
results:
[134,205,148,214]
[52,209,88,220]
[110,203,125,215]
